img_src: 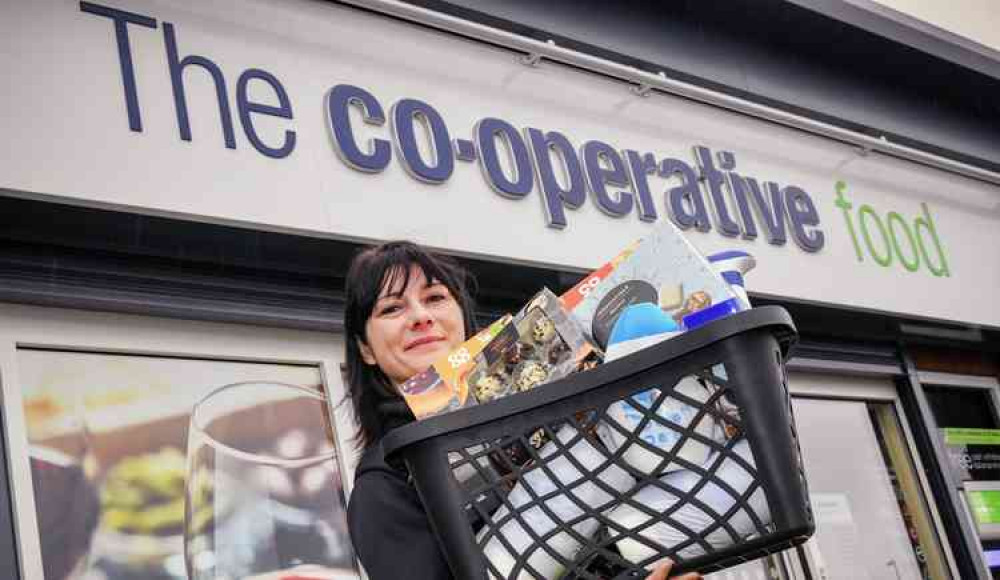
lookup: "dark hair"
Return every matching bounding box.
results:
[343,241,477,448]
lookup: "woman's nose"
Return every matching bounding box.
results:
[407,301,434,327]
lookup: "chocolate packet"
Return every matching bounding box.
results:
[467,288,592,405]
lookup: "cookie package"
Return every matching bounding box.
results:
[468,288,592,405]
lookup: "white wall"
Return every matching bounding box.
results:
[2,0,999,328]
[869,0,1000,53]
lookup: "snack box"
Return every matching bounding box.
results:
[565,221,743,350]
[467,288,591,405]
[399,315,512,419]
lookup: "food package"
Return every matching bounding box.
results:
[607,439,772,566]
[399,316,512,419]
[559,240,640,314]
[565,222,743,351]
[596,302,727,475]
[479,423,635,580]
[595,247,759,474]
[468,289,591,405]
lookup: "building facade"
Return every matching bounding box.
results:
[1,1,998,579]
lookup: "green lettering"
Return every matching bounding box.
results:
[835,181,862,262]
[859,205,892,267]
[887,212,920,272]
[915,203,950,277]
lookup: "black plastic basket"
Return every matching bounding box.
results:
[383,306,813,579]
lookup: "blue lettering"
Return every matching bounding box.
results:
[695,146,740,237]
[624,150,658,222]
[719,153,757,240]
[236,69,295,159]
[661,158,709,231]
[475,118,533,198]
[163,22,236,149]
[784,185,824,252]
[727,174,758,240]
[581,141,632,217]
[80,2,157,132]
[748,179,787,245]
[392,99,453,183]
[526,128,586,229]
[325,84,391,173]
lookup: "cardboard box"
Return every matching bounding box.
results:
[399,316,512,419]
[566,222,742,350]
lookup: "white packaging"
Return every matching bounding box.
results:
[480,424,635,580]
[597,303,727,475]
[600,375,725,476]
[608,439,771,566]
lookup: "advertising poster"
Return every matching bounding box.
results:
[19,348,359,580]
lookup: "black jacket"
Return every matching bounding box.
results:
[347,402,454,580]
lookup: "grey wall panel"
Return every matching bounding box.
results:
[402,0,1000,171]
[788,0,1000,80]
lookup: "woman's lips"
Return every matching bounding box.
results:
[404,335,445,351]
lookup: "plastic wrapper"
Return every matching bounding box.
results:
[479,424,635,580]
[400,316,512,419]
[608,439,772,566]
[468,289,591,405]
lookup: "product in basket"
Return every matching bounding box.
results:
[598,302,727,475]
[566,222,742,350]
[595,248,758,474]
[478,423,636,580]
[399,315,512,419]
[468,289,591,405]
[608,438,772,565]
[559,240,640,313]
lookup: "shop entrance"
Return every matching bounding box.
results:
[693,370,957,580]
[918,372,1000,579]
[781,372,954,580]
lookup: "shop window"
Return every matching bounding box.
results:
[923,382,1000,578]
[18,348,358,580]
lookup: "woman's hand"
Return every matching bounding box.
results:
[647,559,702,580]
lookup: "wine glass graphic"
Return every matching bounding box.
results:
[184,381,356,580]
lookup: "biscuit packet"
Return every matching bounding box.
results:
[399,315,512,419]
[467,288,592,405]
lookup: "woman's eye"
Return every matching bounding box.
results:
[378,304,402,316]
[427,293,449,304]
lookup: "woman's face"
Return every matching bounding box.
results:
[360,265,466,386]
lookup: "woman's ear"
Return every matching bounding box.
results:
[357,338,377,366]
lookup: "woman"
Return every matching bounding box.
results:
[344,241,699,580]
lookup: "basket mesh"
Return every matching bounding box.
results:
[443,361,796,580]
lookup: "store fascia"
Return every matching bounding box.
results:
[3,0,1000,576]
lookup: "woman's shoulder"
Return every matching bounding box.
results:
[348,443,441,556]
[349,442,415,515]
[353,441,406,482]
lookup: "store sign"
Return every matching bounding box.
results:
[1,0,997,326]
[968,490,1000,526]
[942,428,1000,482]
[78,2,824,250]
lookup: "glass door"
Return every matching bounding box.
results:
[786,372,954,580]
